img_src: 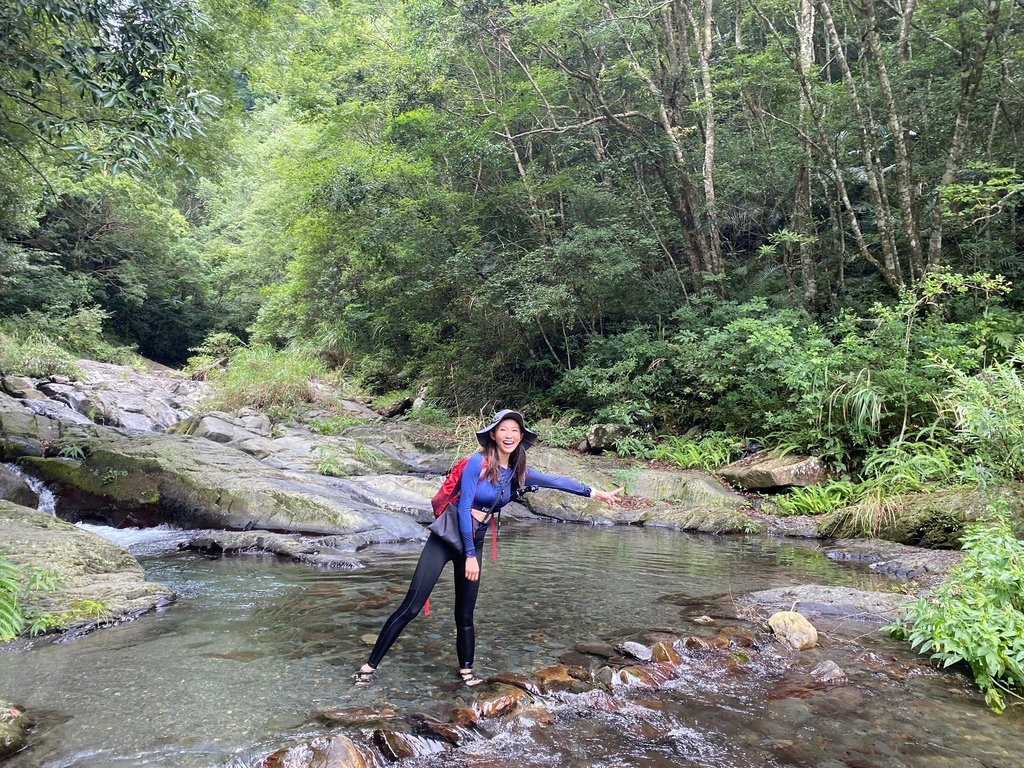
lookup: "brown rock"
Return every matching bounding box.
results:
[533,664,581,691]
[317,706,398,728]
[471,685,530,720]
[0,703,31,760]
[768,611,818,650]
[487,672,547,696]
[261,734,369,768]
[650,640,683,666]
[372,729,448,761]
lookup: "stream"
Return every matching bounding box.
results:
[1,523,1021,768]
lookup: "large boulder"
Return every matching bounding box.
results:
[0,391,63,457]
[0,501,174,636]
[718,452,828,489]
[767,611,818,650]
[21,426,425,542]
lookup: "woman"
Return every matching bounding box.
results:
[353,409,621,687]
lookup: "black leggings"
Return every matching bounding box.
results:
[366,532,484,669]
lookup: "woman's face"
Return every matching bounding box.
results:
[492,418,523,455]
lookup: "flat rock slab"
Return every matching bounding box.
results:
[0,501,174,636]
[740,585,908,625]
[719,452,828,489]
[825,539,963,586]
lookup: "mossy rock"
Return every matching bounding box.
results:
[0,500,174,637]
[640,503,763,535]
[818,485,1024,548]
[21,427,423,540]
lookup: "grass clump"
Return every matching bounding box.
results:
[884,502,1024,713]
[204,345,341,417]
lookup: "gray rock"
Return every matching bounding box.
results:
[182,530,362,569]
[585,423,632,453]
[0,464,38,508]
[744,585,908,625]
[1,376,38,398]
[616,641,654,662]
[810,659,848,686]
[719,452,828,489]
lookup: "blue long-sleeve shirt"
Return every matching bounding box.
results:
[456,452,592,556]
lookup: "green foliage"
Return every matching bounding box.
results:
[933,346,1024,483]
[651,433,741,471]
[184,332,246,380]
[307,415,368,435]
[884,504,1024,713]
[0,554,60,642]
[0,328,80,378]
[406,404,452,427]
[1,0,220,175]
[204,345,341,417]
[774,480,860,517]
[57,444,86,460]
[535,421,588,450]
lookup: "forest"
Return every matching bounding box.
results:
[1,0,1022,489]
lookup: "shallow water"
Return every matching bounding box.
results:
[1,523,1020,767]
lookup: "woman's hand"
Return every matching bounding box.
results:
[592,487,623,505]
[465,556,480,581]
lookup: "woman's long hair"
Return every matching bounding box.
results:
[481,438,528,489]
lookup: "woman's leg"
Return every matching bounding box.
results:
[453,540,484,669]
[365,536,454,669]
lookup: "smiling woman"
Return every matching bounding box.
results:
[352,409,621,689]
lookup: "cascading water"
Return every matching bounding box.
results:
[2,461,56,515]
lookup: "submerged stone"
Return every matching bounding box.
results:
[470,685,531,720]
[0,703,31,760]
[810,660,849,686]
[261,734,370,768]
[487,672,547,696]
[372,729,449,761]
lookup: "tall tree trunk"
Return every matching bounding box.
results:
[861,0,923,277]
[817,0,902,284]
[795,0,819,311]
[690,0,724,275]
[925,0,1001,270]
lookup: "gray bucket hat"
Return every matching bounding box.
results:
[476,409,539,449]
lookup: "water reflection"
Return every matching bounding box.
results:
[0,523,1016,768]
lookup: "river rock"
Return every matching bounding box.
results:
[0,501,174,637]
[1,376,45,399]
[0,391,63,456]
[470,685,531,719]
[719,452,828,489]
[372,729,449,760]
[183,530,363,568]
[261,734,372,768]
[616,641,653,662]
[810,660,848,686]
[0,702,30,759]
[767,611,818,650]
[0,464,38,508]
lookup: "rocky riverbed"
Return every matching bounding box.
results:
[0,358,1017,763]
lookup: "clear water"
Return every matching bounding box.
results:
[1,524,1020,768]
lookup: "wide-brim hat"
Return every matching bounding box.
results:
[476,409,539,449]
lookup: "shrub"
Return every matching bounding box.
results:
[933,344,1024,482]
[651,433,741,470]
[0,329,80,378]
[884,503,1024,713]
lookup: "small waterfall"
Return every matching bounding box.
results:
[2,461,57,515]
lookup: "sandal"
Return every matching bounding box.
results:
[458,668,484,687]
[353,664,376,687]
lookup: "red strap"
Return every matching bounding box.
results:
[424,597,430,616]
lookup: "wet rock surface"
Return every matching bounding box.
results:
[719,451,828,489]
[0,702,31,759]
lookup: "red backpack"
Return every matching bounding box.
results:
[430,455,483,517]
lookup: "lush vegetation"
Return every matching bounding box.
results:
[1,0,1022,479]
[885,504,1024,713]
